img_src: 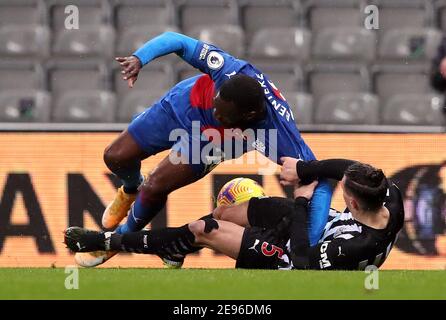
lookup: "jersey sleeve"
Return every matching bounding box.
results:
[297,159,357,183]
[307,238,367,270]
[187,41,248,87]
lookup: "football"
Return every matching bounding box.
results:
[216,177,266,206]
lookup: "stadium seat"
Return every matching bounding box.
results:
[373,66,432,106]
[47,62,108,106]
[264,69,301,94]
[117,92,160,123]
[178,0,237,34]
[49,0,113,57]
[115,63,172,122]
[115,0,174,33]
[189,25,245,57]
[313,27,376,61]
[0,90,51,122]
[0,63,44,91]
[248,28,311,61]
[438,1,446,31]
[286,92,313,125]
[0,25,50,57]
[0,1,48,57]
[379,28,442,60]
[307,0,362,33]
[53,90,116,123]
[0,1,42,27]
[240,0,300,41]
[114,63,173,97]
[53,26,115,57]
[377,1,429,33]
[315,93,379,125]
[49,1,108,30]
[116,25,179,56]
[382,94,445,126]
[308,65,369,106]
[114,0,176,56]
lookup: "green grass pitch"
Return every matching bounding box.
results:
[0,268,445,300]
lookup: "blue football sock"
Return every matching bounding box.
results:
[113,166,144,194]
[115,195,165,234]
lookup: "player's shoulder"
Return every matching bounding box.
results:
[197,41,248,71]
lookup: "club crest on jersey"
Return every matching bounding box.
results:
[207,51,224,70]
[267,80,286,101]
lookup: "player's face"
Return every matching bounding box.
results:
[213,94,244,128]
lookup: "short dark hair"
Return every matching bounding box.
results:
[219,74,265,114]
[344,162,389,212]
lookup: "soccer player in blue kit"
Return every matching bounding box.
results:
[75,32,333,267]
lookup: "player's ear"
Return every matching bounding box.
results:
[350,198,360,211]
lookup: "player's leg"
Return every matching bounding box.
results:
[188,219,245,259]
[114,153,207,234]
[102,101,179,229]
[214,196,295,228]
[212,201,250,227]
[102,129,149,228]
[65,219,244,261]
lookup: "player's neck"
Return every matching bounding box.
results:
[351,206,390,230]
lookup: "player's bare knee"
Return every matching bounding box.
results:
[103,144,125,170]
[213,205,229,220]
[189,219,219,243]
[188,220,206,238]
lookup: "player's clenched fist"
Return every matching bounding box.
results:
[279,156,301,186]
[115,55,142,88]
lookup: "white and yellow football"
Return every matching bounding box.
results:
[216,177,266,206]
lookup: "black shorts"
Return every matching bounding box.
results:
[236,226,289,269]
[247,196,296,228]
[237,197,296,269]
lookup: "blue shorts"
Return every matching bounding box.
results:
[128,101,215,176]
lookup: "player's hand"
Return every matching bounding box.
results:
[115,55,142,88]
[279,157,302,186]
[293,181,318,200]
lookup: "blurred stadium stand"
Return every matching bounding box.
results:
[0,0,444,131]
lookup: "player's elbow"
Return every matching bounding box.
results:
[162,31,179,38]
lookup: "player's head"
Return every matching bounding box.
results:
[341,162,389,213]
[213,74,266,129]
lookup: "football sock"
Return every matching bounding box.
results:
[110,225,196,255]
[115,196,165,234]
[113,166,144,194]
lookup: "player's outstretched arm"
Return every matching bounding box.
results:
[280,157,357,185]
[133,31,198,66]
[117,32,199,87]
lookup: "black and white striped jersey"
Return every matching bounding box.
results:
[305,182,404,270]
